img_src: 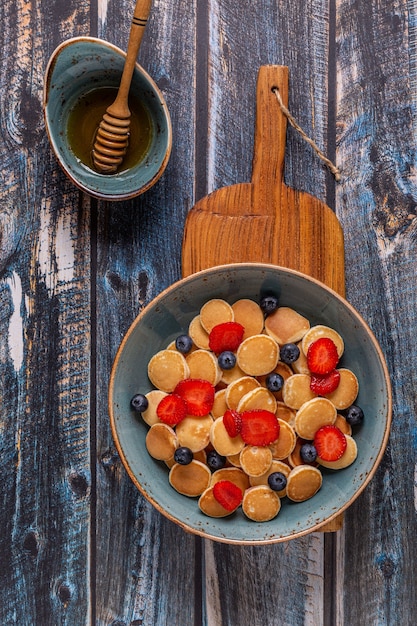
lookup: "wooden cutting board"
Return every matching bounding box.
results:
[182,65,345,532]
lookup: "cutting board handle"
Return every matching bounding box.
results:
[251,65,288,206]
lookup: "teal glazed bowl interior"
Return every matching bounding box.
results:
[43,37,172,200]
[109,263,392,544]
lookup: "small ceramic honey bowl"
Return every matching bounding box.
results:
[43,36,172,200]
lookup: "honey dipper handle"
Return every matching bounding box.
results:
[109,0,153,117]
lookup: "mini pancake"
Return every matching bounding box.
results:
[240,445,273,477]
[237,334,279,376]
[199,298,234,333]
[169,460,211,497]
[249,459,291,497]
[232,298,264,338]
[301,324,344,358]
[237,386,277,413]
[275,401,296,424]
[210,467,250,493]
[294,397,337,440]
[286,465,323,502]
[282,373,316,409]
[226,452,242,467]
[211,388,228,418]
[324,368,359,409]
[317,434,357,469]
[142,390,168,426]
[199,486,236,517]
[147,349,190,392]
[269,419,296,460]
[291,343,310,374]
[335,413,352,436]
[145,423,178,461]
[186,349,222,385]
[264,306,310,345]
[188,315,210,349]
[210,415,245,456]
[242,485,281,522]
[176,414,213,452]
[220,363,246,385]
[225,376,260,410]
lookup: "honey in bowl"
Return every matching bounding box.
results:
[66,86,153,173]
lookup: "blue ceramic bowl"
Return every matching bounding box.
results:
[43,37,172,200]
[109,264,392,544]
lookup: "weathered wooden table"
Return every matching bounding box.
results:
[1,0,415,624]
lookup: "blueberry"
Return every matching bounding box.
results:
[266,372,284,392]
[218,351,236,370]
[268,472,287,491]
[300,443,317,463]
[174,447,193,465]
[130,393,149,412]
[279,343,300,364]
[206,449,227,471]
[175,334,193,354]
[260,294,279,315]
[344,404,364,426]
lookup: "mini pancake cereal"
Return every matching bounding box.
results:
[200,298,234,333]
[148,349,190,392]
[146,423,178,461]
[294,397,337,440]
[286,465,323,502]
[232,299,264,338]
[188,315,210,349]
[324,368,359,409]
[134,293,363,524]
[176,415,213,452]
[242,485,281,522]
[236,386,277,413]
[264,306,310,344]
[225,376,260,410]
[169,460,211,497]
[240,445,273,477]
[237,334,279,376]
[282,373,316,409]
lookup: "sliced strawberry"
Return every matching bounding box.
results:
[314,425,347,462]
[223,409,242,438]
[240,409,280,446]
[174,378,215,416]
[307,337,339,375]
[310,369,341,395]
[213,480,243,511]
[156,393,187,425]
[208,321,245,353]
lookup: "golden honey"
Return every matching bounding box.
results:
[67,86,153,173]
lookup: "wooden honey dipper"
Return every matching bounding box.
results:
[92,0,152,173]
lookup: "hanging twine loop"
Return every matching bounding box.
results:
[272,87,341,182]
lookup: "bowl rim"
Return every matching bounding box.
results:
[43,36,172,201]
[108,262,392,544]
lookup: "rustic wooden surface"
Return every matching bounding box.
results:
[0,0,415,625]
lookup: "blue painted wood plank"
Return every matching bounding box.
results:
[336,0,417,623]
[94,0,201,623]
[0,1,93,623]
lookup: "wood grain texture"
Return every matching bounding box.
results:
[336,0,417,623]
[0,0,414,624]
[189,2,334,625]
[183,65,344,288]
[94,0,201,623]
[0,1,93,624]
